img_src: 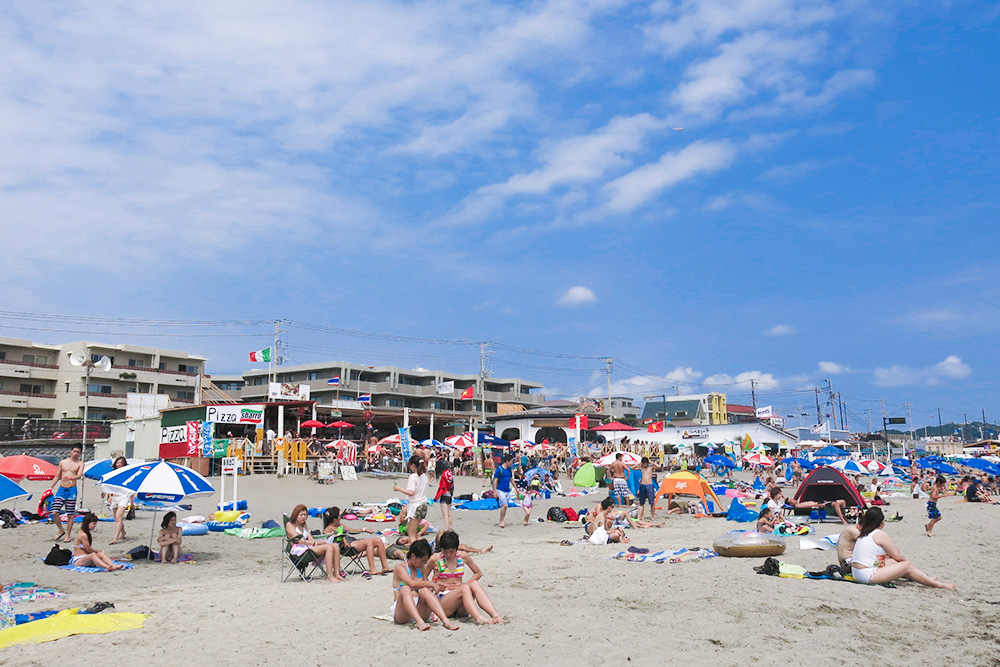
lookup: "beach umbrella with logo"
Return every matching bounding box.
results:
[827,459,868,475]
[444,434,475,450]
[101,461,215,550]
[0,455,57,481]
[84,458,144,481]
[594,451,642,467]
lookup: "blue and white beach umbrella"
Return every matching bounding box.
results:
[0,473,30,505]
[419,439,445,449]
[827,459,868,475]
[101,461,214,503]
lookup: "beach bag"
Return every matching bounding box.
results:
[547,507,568,523]
[44,544,72,566]
[127,545,153,561]
[563,507,579,522]
[125,505,136,521]
[0,508,18,528]
[588,525,609,545]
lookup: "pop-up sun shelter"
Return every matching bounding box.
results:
[573,462,605,488]
[654,471,725,512]
[793,466,867,510]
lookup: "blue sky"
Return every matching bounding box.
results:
[1,1,997,430]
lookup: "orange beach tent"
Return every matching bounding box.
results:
[654,471,725,511]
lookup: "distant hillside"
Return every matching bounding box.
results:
[914,422,998,439]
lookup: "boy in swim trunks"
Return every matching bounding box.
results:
[637,456,657,520]
[925,475,953,537]
[51,446,85,543]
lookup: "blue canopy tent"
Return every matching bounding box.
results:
[814,445,850,458]
[891,458,911,467]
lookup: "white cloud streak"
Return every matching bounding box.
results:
[873,356,972,387]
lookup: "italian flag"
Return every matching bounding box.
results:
[249,348,271,363]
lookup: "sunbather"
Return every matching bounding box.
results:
[427,530,505,625]
[286,504,345,583]
[850,507,955,589]
[323,506,392,575]
[157,511,183,563]
[769,487,849,524]
[71,512,123,571]
[391,539,459,631]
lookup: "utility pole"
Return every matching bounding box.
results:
[750,379,758,419]
[479,343,489,423]
[838,393,848,432]
[825,379,837,430]
[963,413,968,443]
[865,408,871,434]
[983,408,989,440]
[270,320,281,384]
[905,402,914,450]
[813,387,822,425]
[879,398,888,455]
[604,358,613,420]
[937,408,943,435]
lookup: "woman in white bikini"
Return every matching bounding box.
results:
[72,513,123,571]
[850,507,955,589]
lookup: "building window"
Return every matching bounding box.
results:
[89,384,113,394]
[90,354,113,365]
[159,362,166,370]
[251,376,267,386]
[22,354,48,364]
[158,388,166,394]
[177,391,195,400]
[178,364,197,374]
[675,411,687,418]
[431,401,444,410]
[0,351,6,360]
[386,398,402,407]
[19,383,45,394]
[128,359,149,368]
[308,371,319,381]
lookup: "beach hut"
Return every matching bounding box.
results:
[653,471,725,512]
[793,466,867,509]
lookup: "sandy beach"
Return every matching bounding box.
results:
[3,472,999,666]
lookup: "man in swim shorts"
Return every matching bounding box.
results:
[609,453,629,507]
[51,446,85,543]
[637,456,657,520]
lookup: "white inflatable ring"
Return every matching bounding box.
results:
[178,522,209,536]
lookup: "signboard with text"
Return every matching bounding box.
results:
[206,404,265,425]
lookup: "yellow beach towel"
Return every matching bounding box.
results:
[0,609,149,649]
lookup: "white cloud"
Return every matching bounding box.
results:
[766,324,795,336]
[873,355,972,387]
[703,370,777,391]
[603,140,736,213]
[556,285,597,306]
[817,361,850,375]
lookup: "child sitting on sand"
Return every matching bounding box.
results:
[756,506,778,533]
[391,539,460,631]
[157,511,183,563]
[427,530,505,625]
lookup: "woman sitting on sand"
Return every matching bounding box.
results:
[71,512,123,571]
[850,507,956,589]
[157,511,183,563]
[391,539,460,631]
[286,504,345,583]
[323,506,392,576]
[427,530,505,625]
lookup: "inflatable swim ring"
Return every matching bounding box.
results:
[38,489,53,519]
[713,531,786,558]
[213,510,243,522]
[178,522,209,536]
[207,511,250,532]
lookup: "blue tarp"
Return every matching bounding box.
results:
[454,498,519,510]
[814,445,849,458]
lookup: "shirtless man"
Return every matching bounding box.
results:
[51,446,85,542]
[836,519,862,575]
[791,458,802,486]
[637,456,657,521]
[609,453,629,507]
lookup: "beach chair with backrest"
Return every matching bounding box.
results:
[322,508,368,576]
[281,514,327,582]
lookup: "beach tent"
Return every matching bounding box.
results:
[573,462,604,488]
[653,471,725,511]
[814,445,850,458]
[793,466,867,510]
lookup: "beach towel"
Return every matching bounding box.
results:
[2,583,65,604]
[38,558,134,574]
[151,553,195,563]
[224,526,284,539]
[610,548,717,563]
[799,534,840,551]
[0,609,148,649]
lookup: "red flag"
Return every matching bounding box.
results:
[568,413,588,429]
[460,386,474,400]
[647,421,664,433]
[643,418,653,425]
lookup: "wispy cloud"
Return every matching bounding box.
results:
[557,286,597,306]
[766,324,796,336]
[873,355,972,387]
[818,361,851,375]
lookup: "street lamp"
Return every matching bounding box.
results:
[68,350,112,504]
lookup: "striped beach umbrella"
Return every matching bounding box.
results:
[101,461,214,503]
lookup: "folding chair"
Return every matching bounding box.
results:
[280,514,327,582]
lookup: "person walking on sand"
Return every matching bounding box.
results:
[492,455,514,528]
[925,475,955,537]
[51,446,85,543]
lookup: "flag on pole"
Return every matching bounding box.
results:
[568,413,588,430]
[436,380,455,395]
[327,376,340,386]
[249,348,271,363]
[647,421,664,433]
[357,394,371,404]
[643,418,654,425]
[460,386,474,400]
[741,434,754,452]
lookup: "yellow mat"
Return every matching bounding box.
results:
[0,609,149,649]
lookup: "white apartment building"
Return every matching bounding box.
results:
[238,361,545,416]
[0,336,206,421]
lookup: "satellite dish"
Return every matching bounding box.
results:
[68,351,87,367]
[96,356,113,372]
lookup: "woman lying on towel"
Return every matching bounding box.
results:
[72,512,123,571]
[286,504,345,583]
[850,507,956,590]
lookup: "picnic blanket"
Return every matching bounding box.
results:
[610,548,717,563]
[0,609,148,649]
[39,559,134,573]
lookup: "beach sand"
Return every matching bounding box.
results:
[3,472,999,666]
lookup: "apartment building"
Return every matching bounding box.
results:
[0,336,206,420]
[640,392,728,426]
[238,361,545,416]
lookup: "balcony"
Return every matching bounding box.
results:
[111,364,199,378]
[0,359,60,381]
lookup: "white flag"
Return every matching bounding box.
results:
[820,422,831,438]
[436,380,455,395]
[755,405,773,419]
